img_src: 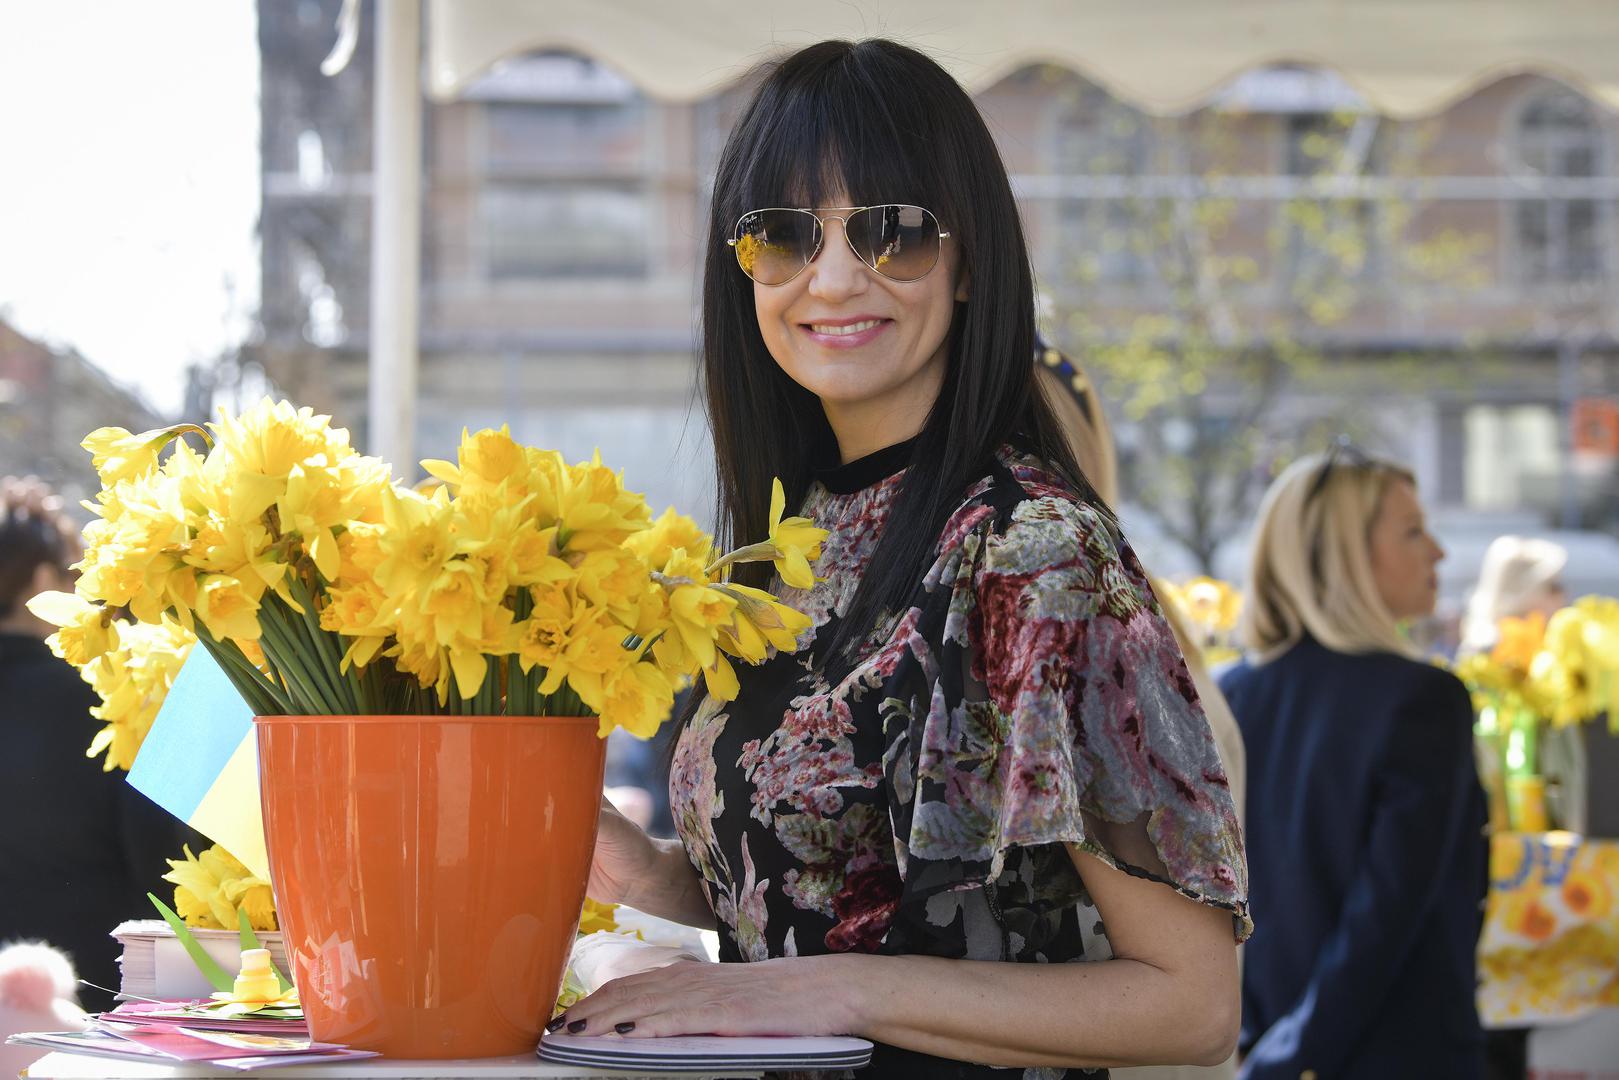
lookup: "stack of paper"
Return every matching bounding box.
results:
[112,920,288,1001]
[105,1000,307,1035]
[539,1032,874,1071]
[7,1027,375,1070]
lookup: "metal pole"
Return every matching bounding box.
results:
[368,0,422,475]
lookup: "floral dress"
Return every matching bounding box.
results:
[669,440,1250,1079]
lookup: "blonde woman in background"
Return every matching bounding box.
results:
[1217,443,1487,1078]
[1037,355,1246,1080]
[1462,535,1581,833]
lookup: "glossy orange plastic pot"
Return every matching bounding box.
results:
[254,714,605,1059]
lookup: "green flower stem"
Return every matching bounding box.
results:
[508,589,534,716]
[258,646,290,699]
[256,606,337,714]
[287,578,358,713]
[284,601,353,714]
[506,651,523,716]
[485,663,500,715]
[704,541,778,579]
[193,628,287,716]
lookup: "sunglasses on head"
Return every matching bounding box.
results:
[728,204,950,286]
[1306,435,1373,503]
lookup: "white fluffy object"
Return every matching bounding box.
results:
[0,941,91,1075]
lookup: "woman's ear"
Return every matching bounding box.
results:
[954,264,970,303]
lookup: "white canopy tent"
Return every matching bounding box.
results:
[358,0,1619,470]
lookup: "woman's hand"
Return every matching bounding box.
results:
[548,956,850,1039]
[587,796,658,906]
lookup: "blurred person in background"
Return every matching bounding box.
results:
[1039,353,1246,1080]
[0,477,193,1011]
[1219,445,1487,1078]
[1461,536,1568,654]
[1461,536,1582,834]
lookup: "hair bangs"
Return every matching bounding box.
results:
[728,46,953,221]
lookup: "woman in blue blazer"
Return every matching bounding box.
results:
[1219,445,1487,1079]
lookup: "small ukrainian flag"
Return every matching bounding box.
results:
[128,647,270,880]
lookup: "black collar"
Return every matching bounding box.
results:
[813,436,920,495]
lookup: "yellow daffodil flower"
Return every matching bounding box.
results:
[578,898,620,935]
[627,507,714,570]
[597,662,676,739]
[765,478,828,590]
[81,426,168,487]
[29,592,120,668]
[163,844,277,932]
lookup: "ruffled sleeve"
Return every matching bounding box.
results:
[881,488,1251,942]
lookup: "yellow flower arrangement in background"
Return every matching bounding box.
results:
[1458,600,1619,733]
[29,401,827,741]
[1156,576,1243,667]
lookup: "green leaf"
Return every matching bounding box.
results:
[236,907,293,993]
[148,893,233,993]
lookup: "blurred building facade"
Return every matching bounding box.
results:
[0,319,166,514]
[248,2,1619,580]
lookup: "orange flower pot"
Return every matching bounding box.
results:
[254,714,605,1059]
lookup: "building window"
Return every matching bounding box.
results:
[1051,85,1154,286]
[1512,88,1609,284]
[484,101,647,174]
[1464,403,1560,509]
[468,53,654,280]
[481,182,649,279]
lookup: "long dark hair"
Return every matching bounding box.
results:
[701,38,1093,663]
[0,494,75,620]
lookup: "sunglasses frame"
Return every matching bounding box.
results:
[727,204,951,286]
[1306,435,1373,503]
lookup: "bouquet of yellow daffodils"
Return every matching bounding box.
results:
[1456,598,1619,733]
[28,399,826,738]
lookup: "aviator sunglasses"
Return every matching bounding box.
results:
[728,204,950,286]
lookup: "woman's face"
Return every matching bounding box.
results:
[1368,478,1446,620]
[752,194,965,426]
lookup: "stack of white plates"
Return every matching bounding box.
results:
[538,1033,874,1072]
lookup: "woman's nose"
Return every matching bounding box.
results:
[805,218,869,299]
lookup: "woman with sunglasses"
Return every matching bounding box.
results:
[1218,448,1488,1078]
[560,40,1248,1075]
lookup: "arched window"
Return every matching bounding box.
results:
[1512,87,1609,284]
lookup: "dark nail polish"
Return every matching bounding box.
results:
[545,1015,567,1033]
[567,1019,588,1034]
[615,1022,636,1035]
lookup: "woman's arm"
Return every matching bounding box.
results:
[621,837,715,929]
[589,799,714,929]
[559,847,1239,1068]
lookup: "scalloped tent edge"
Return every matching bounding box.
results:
[425,0,1619,119]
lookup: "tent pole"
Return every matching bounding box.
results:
[368,0,422,474]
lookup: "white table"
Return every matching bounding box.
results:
[20,1052,762,1079]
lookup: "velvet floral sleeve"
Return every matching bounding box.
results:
[881,483,1252,943]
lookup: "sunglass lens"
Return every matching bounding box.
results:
[734,210,816,285]
[847,204,940,281]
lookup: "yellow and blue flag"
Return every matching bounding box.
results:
[128,647,270,879]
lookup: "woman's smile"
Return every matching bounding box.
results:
[799,314,894,349]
